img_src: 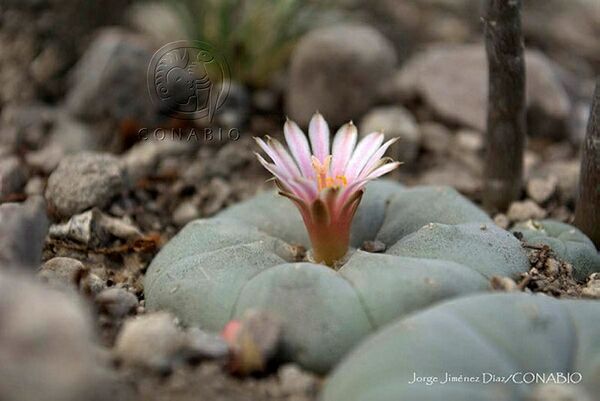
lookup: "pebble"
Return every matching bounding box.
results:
[24,176,45,196]
[114,312,185,373]
[38,257,87,289]
[184,327,230,361]
[360,106,421,166]
[420,122,452,155]
[490,276,519,292]
[582,273,600,299]
[0,271,119,401]
[0,156,27,198]
[507,200,547,222]
[278,364,318,396]
[48,208,141,246]
[527,176,558,204]
[173,201,200,227]
[95,288,138,319]
[0,196,48,269]
[45,152,125,218]
[493,214,510,230]
[361,240,387,253]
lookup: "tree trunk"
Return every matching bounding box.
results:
[482,0,526,212]
[575,79,600,248]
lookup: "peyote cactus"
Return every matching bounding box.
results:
[322,292,600,401]
[145,115,596,372]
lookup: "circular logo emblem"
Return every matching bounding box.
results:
[147,41,231,121]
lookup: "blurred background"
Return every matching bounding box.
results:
[0,2,600,400]
[1,0,598,214]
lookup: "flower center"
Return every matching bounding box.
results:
[312,155,347,191]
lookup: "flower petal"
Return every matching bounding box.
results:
[331,122,357,177]
[308,113,330,163]
[365,161,402,180]
[284,119,313,178]
[345,132,384,181]
[359,138,399,179]
[255,137,299,177]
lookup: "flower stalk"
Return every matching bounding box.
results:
[255,113,400,266]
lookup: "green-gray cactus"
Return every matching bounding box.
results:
[145,181,533,372]
[322,293,600,401]
[512,219,600,280]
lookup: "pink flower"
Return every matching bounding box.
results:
[255,112,401,266]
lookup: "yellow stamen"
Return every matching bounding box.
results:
[312,156,348,191]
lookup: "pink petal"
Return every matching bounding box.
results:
[267,137,301,176]
[331,122,357,177]
[365,161,401,180]
[308,113,330,163]
[334,177,370,211]
[293,176,319,201]
[255,137,299,177]
[284,119,314,178]
[345,132,384,181]
[358,138,398,179]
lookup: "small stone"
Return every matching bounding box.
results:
[24,176,45,196]
[0,196,48,269]
[122,139,191,184]
[286,23,397,127]
[360,106,421,165]
[0,271,118,401]
[45,152,125,218]
[490,276,519,292]
[173,201,200,227]
[25,142,65,175]
[184,327,230,361]
[95,288,138,318]
[278,364,318,397]
[453,129,483,153]
[114,312,185,372]
[493,214,510,230]
[48,209,140,246]
[0,156,27,198]
[542,161,579,201]
[361,240,386,253]
[582,273,600,299]
[38,257,87,289]
[420,122,452,155]
[419,163,480,196]
[81,273,106,296]
[527,176,558,204]
[543,258,561,276]
[507,200,547,222]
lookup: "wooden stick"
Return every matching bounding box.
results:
[575,79,600,248]
[482,0,526,212]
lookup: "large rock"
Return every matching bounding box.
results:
[385,44,571,138]
[45,152,125,218]
[65,28,157,128]
[0,271,121,401]
[286,24,397,127]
